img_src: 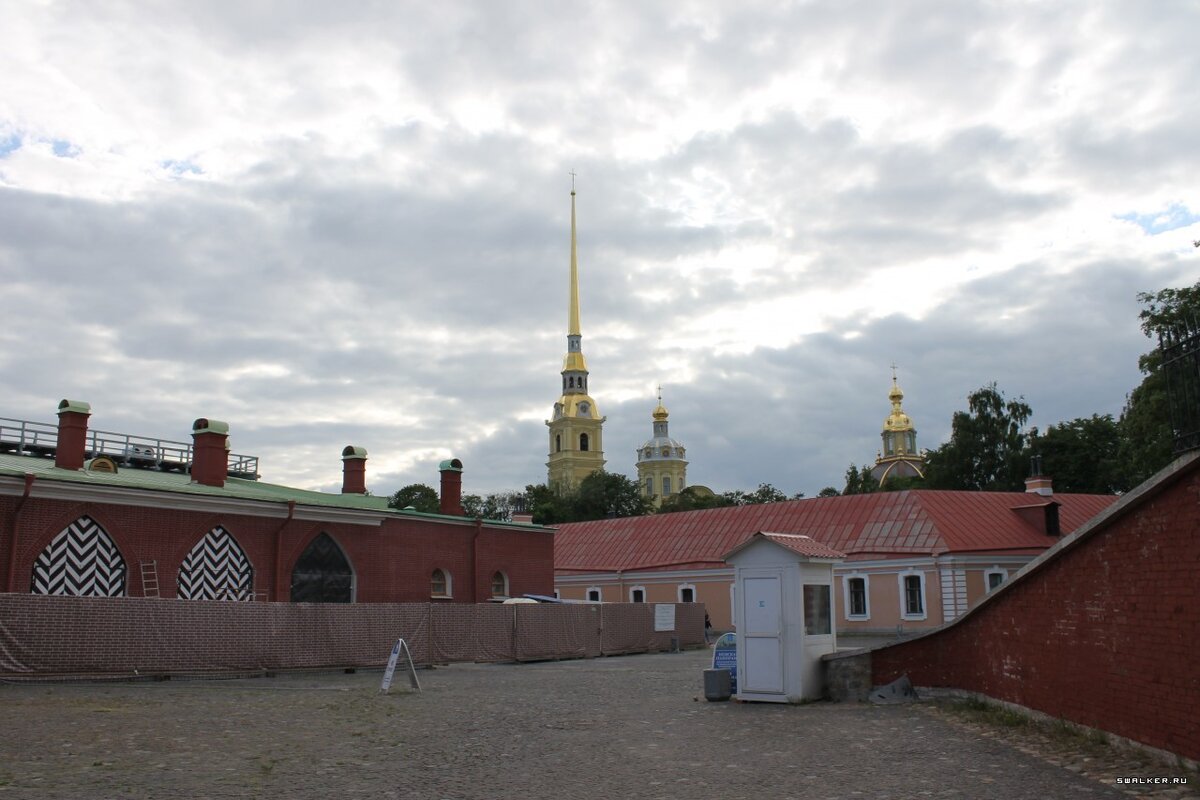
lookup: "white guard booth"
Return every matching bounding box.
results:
[723,531,845,703]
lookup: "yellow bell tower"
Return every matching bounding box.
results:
[636,387,688,507]
[546,184,606,489]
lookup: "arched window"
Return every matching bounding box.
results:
[179,526,253,600]
[630,586,646,603]
[31,516,126,597]
[555,434,561,452]
[662,476,672,496]
[431,568,452,598]
[290,533,354,603]
[491,571,509,598]
[586,586,602,602]
[678,584,696,603]
[580,433,589,451]
[569,376,575,387]
[646,477,654,495]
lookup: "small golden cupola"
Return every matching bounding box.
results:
[870,367,925,486]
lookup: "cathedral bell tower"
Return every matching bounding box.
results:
[546,185,606,489]
[636,388,688,507]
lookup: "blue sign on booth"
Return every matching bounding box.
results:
[711,632,737,693]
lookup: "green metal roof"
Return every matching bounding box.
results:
[0,452,547,529]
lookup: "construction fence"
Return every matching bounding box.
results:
[0,594,705,678]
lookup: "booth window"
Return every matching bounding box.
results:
[586,586,602,602]
[803,584,831,635]
[630,586,646,603]
[846,575,869,619]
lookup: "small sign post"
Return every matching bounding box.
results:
[712,632,737,693]
[380,638,421,694]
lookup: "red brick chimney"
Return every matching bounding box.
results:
[55,399,92,470]
[341,446,368,494]
[1024,454,1053,497]
[191,418,229,487]
[439,458,463,516]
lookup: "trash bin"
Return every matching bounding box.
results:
[704,668,732,701]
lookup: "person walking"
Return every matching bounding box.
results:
[704,611,712,645]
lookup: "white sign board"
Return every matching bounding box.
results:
[380,638,421,694]
[654,603,676,632]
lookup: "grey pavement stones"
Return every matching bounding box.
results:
[0,648,1193,799]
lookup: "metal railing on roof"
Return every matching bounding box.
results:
[0,417,260,480]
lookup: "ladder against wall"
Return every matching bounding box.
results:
[140,561,160,598]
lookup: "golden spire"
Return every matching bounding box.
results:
[568,174,581,337]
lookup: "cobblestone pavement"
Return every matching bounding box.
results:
[0,648,1193,800]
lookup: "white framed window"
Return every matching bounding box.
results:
[843,573,870,620]
[586,586,602,602]
[678,584,696,603]
[898,571,926,620]
[630,585,646,603]
[431,568,452,598]
[662,476,671,495]
[491,571,509,598]
[985,567,1008,592]
[646,477,654,495]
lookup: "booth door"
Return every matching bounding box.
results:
[741,573,784,693]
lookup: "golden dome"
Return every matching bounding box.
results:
[652,386,669,421]
[883,375,914,432]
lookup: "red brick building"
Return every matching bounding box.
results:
[0,400,554,604]
[871,452,1200,763]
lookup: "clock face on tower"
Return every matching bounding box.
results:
[578,402,590,416]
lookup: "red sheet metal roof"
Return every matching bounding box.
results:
[553,490,1117,573]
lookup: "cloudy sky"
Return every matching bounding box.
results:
[2,1,1197,499]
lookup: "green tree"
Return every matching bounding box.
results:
[657,486,734,514]
[922,383,1032,491]
[841,464,877,495]
[1118,281,1200,487]
[388,483,440,513]
[816,486,841,498]
[461,491,523,521]
[523,473,652,524]
[574,471,654,520]
[524,483,574,525]
[1028,415,1123,494]
[720,483,802,506]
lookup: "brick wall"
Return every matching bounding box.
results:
[872,459,1200,761]
[0,594,704,676]
[0,494,553,602]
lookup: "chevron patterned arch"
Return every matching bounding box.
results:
[31,516,126,596]
[178,526,253,601]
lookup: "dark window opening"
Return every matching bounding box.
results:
[848,577,867,617]
[580,433,589,451]
[291,533,353,603]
